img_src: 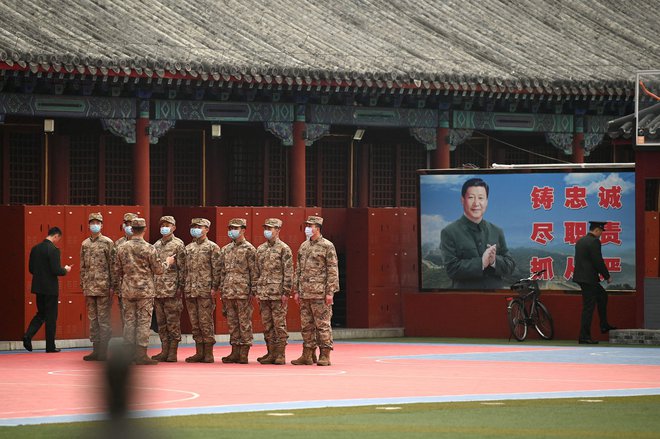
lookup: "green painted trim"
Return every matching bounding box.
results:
[453,111,574,132]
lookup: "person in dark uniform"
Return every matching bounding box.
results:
[440,178,515,289]
[23,227,72,352]
[573,220,617,344]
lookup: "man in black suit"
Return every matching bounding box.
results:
[573,221,616,344]
[23,227,72,353]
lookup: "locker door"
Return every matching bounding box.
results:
[61,206,86,294]
[57,293,87,339]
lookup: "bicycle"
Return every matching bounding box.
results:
[506,269,554,341]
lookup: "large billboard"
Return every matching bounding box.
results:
[419,168,635,291]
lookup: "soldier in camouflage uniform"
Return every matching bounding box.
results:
[254,218,293,365]
[218,218,257,364]
[151,216,186,362]
[113,218,174,365]
[111,212,138,328]
[292,216,339,366]
[184,218,221,363]
[80,212,114,361]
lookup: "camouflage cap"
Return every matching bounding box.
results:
[131,218,147,228]
[228,218,247,227]
[264,218,283,228]
[123,212,138,222]
[304,215,324,226]
[191,218,211,227]
[88,212,103,222]
[159,215,176,225]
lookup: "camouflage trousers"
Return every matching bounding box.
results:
[85,295,112,344]
[300,298,333,350]
[224,298,253,346]
[186,297,216,344]
[117,295,125,328]
[122,297,154,347]
[258,299,288,346]
[154,296,183,343]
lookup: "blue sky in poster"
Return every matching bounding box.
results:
[420,171,635,254]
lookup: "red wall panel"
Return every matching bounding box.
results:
[1,205,143,342]
[57,293,87,339]
[403,291,637,341]
[644,211,659,277]
[61,206,85,294]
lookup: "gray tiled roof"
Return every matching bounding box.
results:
[0,0,657,96]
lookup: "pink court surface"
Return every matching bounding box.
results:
[2,341,660,426]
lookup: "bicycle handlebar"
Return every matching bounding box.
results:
[521,269,546,281]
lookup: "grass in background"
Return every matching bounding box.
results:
[2,396,660,439]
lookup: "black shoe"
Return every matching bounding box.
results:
[46,348,61,353]
[600,325,618,333]
[22,335,33,352]
[578,339,599,344]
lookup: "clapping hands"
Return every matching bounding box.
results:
[482,244,496,269]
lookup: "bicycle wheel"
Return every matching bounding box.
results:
[533,301,554,340]
[507,298,527,341]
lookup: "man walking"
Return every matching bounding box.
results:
[151,216,186,362]
[219,218,257,364]
[254,218,293,365]
[80,212,114,361]
[113,218,173,365]
[574,220,617,344]
[23,227,72,353]
[291,216,339,366]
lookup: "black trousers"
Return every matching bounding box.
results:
[577,282,609,340]
[25,294,59,351]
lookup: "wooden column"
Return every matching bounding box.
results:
[358,143,369,207]
[206,137,226,206]
[2,130,9,204]
[573,132,585,163]
[290,120,306,207]
[432,127,450,169]
[50,134,70,205]
[134,111,150,236]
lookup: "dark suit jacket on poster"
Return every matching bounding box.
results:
[573,233,610,286]
[440,216,516,289]
[29,239,67,296]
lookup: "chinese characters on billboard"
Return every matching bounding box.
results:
[419,169,635,291]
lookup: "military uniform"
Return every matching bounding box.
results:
[183,218,221,363]
[80,212,114,360]
[440,215,515,289]
[113,218,167,364]
[111,212,138,327]
[152,216,186,362]
[218,218,257,364]
[254,218,293,365]
[292,216,339,366]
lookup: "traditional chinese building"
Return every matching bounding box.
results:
[0,0,658,342]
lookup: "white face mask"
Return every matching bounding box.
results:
[160,226,171,236]
[89,224,101,234]
[304,226,314,239]
[264,230,273,240]
[228,229,240,240]
[123,224,133,236]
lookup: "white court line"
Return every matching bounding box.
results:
[48,368,347,377]
[48,369,98,377]
[130,387,200,407]
[0,382,199,416]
